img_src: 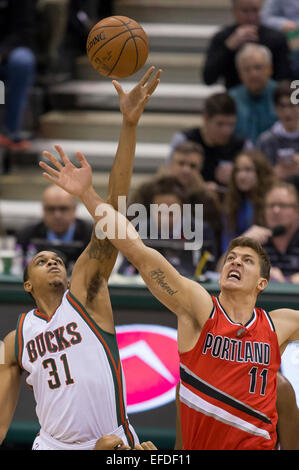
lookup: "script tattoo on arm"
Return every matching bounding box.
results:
[149,268,179,296]
[87,230,115,263]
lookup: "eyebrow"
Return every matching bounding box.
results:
[227,251,255,259]
[33,253,63,263]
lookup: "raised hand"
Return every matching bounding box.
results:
[112,66,162,126]
[39,145,92,198]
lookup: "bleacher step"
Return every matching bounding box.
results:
[0,171,152,230]
[39,111,202,143]
[115,0,231,25]
[141,23,220,52]
[48,80,224,113]
[76,52,205,84]
[25,138,170,172]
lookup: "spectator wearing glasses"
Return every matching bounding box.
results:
[257,81,299,187]
[236,182,299,283]
[203,0,292,89]
[15,184,92,272]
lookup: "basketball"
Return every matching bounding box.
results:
[86,16,149,79]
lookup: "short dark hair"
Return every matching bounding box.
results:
[23,263,35,302]
[150,176,188,205]
[265,181,299,206]
[203,92,236,118]
[133,175,188,210]
[170,140,204,160]
[226,236,271,281]
[274,80,293,105]
[23,264,29,283]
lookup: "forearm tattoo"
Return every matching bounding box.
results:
[87,230,115,263]
[149,268,178,296]
[86,231,116,303]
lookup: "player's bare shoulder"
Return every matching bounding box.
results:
[180,276,214,327]
[2,330,19,367]
[269,308,299,347]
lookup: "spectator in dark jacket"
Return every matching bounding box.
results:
[203,0,292,89]
[169,92,250,189]
[16,185,93,274]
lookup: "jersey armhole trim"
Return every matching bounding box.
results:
[66,290,128,429]
[263,309,276,332]
[209,302,216,319]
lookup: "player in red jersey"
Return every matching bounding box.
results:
[38,147,299,450]
[175,373,299,450]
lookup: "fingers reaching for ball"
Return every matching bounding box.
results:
[112,65,162,125]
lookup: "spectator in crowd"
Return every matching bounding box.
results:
[160,141,222,253]
[169,92,249,189]
[203,0,292,89]
[261,182,299,283]
[118,176,218,279]
[261,0,299,32]
[160,141,205,190]
[228,182,299,283]
[35,0,70,78]
[36,0,114,80]
[261,0,299,78]
[220,149,276,253]
[257,80,299,186]
[0,0,36,151]
[229,43,278,144]
[15,184,93,274]
[57,0,114,76]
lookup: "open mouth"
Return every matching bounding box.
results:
[227,270,241,281]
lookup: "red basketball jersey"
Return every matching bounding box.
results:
[179,296,281,450]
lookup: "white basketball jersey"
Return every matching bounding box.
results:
[15,290,137,446]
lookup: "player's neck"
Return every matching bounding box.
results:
[219,290,257,325]
[35,289,64,319]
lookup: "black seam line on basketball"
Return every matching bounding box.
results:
[107,36,138,76]
[179,365,271,425]
[87,24,144,38]
[108,35,148,77]
[87,17,132,41]
[112,16,132,27]
[111,16,140,74]
[90,28,140,61]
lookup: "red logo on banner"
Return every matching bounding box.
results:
[116,324,180,413]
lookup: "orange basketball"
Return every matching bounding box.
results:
[86,16,149,79]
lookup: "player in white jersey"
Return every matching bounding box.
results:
[0,67,162,450]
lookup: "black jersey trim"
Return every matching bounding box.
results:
[262,309,276,332]
[216,297,257,328]
[180,363,271,425]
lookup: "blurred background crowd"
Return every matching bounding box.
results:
[1,0,299,287]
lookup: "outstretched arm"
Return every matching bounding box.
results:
[0,332,22,445]
[39,152,213,329]
[107,66,162,209]
[42,67,161,304]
